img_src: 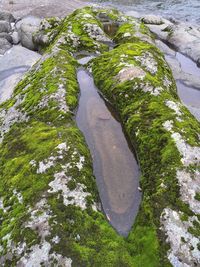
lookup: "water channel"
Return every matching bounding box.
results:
[76,56,141,236]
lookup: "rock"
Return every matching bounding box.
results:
[0,45,41,72]
[167,23,200,64]
[141,14,164,25]
[0,32,12,43]
[16,16,41,50]
[20,23,39,50]
[0,38,12,55]
[124,10,140,19]
[197,58,200,68]
[11,31,20,44]
[155,40,175,56]
[165,54,200,89]
[0,11,15,23]
[0,21,11,33]
[33,17,62,50]
[0,46,41,103]
[146,18,200,65]
[15,15,41,31]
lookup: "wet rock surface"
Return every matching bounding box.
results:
[0,46,41,103]
[142,14,200,65]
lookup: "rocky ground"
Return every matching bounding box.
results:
[0,3,199,267]
[0,0,87,18]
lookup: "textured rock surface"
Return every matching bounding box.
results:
[143,16,200,65]
[0,0,86,19]
[0,46,41,103]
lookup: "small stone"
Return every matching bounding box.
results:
[141,15,164,25]
[11,31,20,44]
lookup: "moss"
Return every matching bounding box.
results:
[194,192,200,201]
[92,34,200,265]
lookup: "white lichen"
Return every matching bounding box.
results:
[25,198,51,239]
[165,100,182,116]
[163,120,200,165]
[176,170,200,214]
[163,120,173,131]
[161,208,200,267]
[13,189,23,204]
[0,95,29,143]
[37,142,68,173]
[48,171,91,210]
[135,52,158,74]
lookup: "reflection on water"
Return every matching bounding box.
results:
[93,0,200,23]
[76,63,141,236]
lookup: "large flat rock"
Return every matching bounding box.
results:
[0,45,41,103]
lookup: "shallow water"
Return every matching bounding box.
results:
[76,61,141,236]
[93,0,200,23]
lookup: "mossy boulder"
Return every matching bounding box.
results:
[91,15,200,267]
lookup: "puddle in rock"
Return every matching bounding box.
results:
[176,52,200,76]
[103,22,119,37]
[76,57,141,236]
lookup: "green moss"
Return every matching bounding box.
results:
[92,35,199,265]
[194,192,200,201]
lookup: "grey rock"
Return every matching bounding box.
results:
[0,32,12,43]
[15,16,41,31]
[165,55,200,89]
[11,31,20,44]
[16,16,41,50]
[20,23,39,50]
[124,10,140,19]
[0,38,12,55]
[155,40,175,56]
[0,21,11,33]
[141,15,164,25]
[0,11,15,23]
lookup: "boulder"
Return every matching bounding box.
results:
[141,14,164,25]
[15,15,41,31]
[0,11,15,23]
[0,38,12,54]
[16,16,41,50]
[0,45,41,72]
[0,21,11,33]
[20,23,39,50]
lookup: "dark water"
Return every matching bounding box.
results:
[93,0,200,23]
[76,57,141,236]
